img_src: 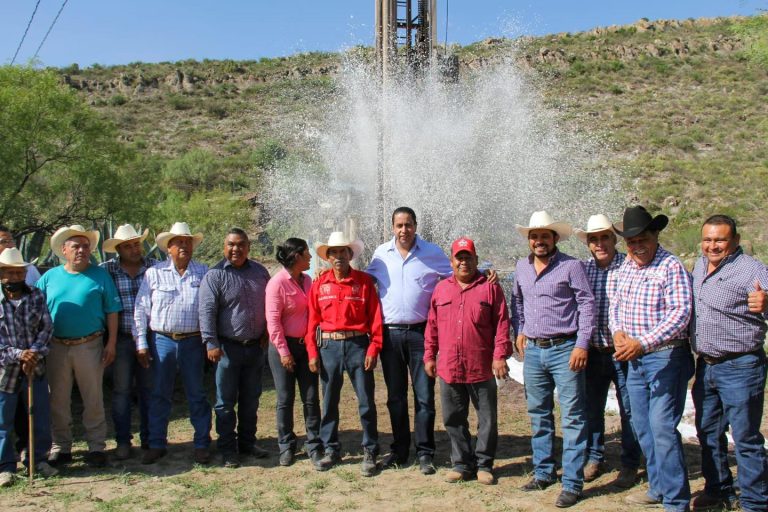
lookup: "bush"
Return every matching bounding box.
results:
[109,94,128,106]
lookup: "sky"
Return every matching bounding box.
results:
[1,1,764,68]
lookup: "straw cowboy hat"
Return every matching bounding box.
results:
[614,205,669,239]
[50,225,100,259]
[515,211,572,241]
[155,222,204,253]
[103,224,150,253]
[0,247,31,268]
[574,214,618,245]
[315,231,364,261]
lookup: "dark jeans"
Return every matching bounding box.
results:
[439,377,497,474]
[693,351,767,512]
[380,326,435,459]
[319,335,378,455]
[112,333,152,446]
[0,374,52,473]
[585,348,641,469]
[214,340,265,455]
[267,340,321,456]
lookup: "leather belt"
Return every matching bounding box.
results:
[321,330,367,341]
[286,336,305,345]
[222,337,261,347]
[700,349,762,366]
[648,338,688,353]
[53,331,103,346]
[385,322,427,332]
[527,333,576,349]
[157,331,201,341]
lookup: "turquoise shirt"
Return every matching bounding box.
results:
[36,264,122,338]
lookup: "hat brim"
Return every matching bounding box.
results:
[0,262,31,268]
[574,226,617,245]
[155,232,204,253]
[103,228,150,253]
[515,222,572,241]
[51,229,100,259]
[614,215,668,238]
[316,240,364,261]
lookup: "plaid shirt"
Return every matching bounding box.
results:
[0,287,52,393]
[100,256,159,335]
[134,259,208,350]
[609,245,692,353]
[584,252,626,348]
[691,247,768,358]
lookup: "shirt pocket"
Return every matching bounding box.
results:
[343,296,366,324]
[155,285,179,302]
[434,298,453,325]
[471,301,493,326]
[283,289,301,313]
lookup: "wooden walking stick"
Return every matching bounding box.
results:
[27,366,35,483]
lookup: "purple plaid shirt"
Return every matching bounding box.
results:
[100,256,159,335]
[584,252,626,348]
[609,245,692,353]
[514,250,596,349]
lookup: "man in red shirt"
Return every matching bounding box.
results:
[424,237,512,485]
[305,232,383,477]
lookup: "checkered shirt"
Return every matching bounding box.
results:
[609,245,692,353]
[100,256,159,335]
[584,252,626,348]
[691,247,768,358]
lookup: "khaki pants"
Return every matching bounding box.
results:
[48,338,106,453]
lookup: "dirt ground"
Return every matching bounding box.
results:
[0,363,765,512]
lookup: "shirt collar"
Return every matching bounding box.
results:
[590,251,624,271]
[386,234,421,254]
[698,246,743,274]
[446,271,485,290]
[221,258,251,270]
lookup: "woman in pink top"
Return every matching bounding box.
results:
[265,238,321,467]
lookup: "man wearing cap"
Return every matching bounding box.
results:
[0,248,58,486]
[514,211,595,508]
[134,222,211,465]
[609,206,694,511]
[573,215,641,488]
[365,207,452,475]
[424,237,511,485]
[36,225,122,468]
[0,226,41,286]
[199,228,271,468]
[100,224,158,460]
[305,231,383,476]
[690,214,768,512]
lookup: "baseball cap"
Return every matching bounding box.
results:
[451,237,476,257]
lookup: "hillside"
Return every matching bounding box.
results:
[57,15,768,258]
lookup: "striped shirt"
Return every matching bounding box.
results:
[691,247,768,358]
[0,287,52,393]
[133,259,208,350]
[100,256,159,335]
[514,250,596,349]
[609,245,692,353]
[584,252,626,348]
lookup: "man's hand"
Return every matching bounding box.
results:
[485,269,499,285]
[568,347,588,372]
[102,342,116,368]
[515,334,527,358]
[748,281,768,313]
[364,355,378,371]
[614,336,644,362]
[492,358,509,380]
[259,332,269,349]
[136,349,152,369]
[309,357,320,374]
[19,350,38,364]
[22,360,36,376]
[281,355,296,372]
[424,360,437,378]
[612,330,627,347]
[207,347,223,363]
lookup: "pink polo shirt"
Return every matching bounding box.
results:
[265,268,312,357]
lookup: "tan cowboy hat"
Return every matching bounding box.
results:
[50,225,100,259]
[515,211,572,241]
[0,248,31,268]
[155,222,204,253]
[103,224,150,253]
[574,214,617,244]
[315,231,364,261]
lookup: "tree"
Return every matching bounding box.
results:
[734,12,768,68]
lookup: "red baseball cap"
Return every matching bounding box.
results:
[451,237,476,257]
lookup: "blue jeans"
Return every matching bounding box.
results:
[380,326,435,459]
[147,334,211,449]
[585,348,641,469]
[627,346,694,512]
[693,351,767,512]
[267,341,321,456]
[0,374,52,473]
[112,333,152,446]
[214,340,264,455]
[524,339,588,494]
[319,335,378,455]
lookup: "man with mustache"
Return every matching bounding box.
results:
[609,206,694,512]
[514,211,595,509]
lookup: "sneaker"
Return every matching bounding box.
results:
[141,447,167,465]
[613,466,639,489]
[0,472,14,487]
[477,470,496,485]
[279,450,295,467]
[521,477,556,491]
[418,455,436,475]
[86,451,108,468]
[381,452,407,469]
[583,461,604,482]
[315,452,341,472]
[36,462,59,478]
[624,491,663,508]
[221,452,240,469]
[240,443,269,459]
[555,491,580,508]
[193,448,211,465]
[114,443,132,461]
[361,451,377,477]
[692,493,738,511]
[444,469,472,483]
[47,451,73,467]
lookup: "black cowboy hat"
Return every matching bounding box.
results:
[613,205,669,238]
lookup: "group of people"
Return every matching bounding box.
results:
[0,204,764,512]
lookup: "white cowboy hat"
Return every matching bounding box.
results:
[103,224,150,253]
[315,231,364,261]
[515,211,572,241]
[0,247,31,268]
[155,222,204,253]
[50,225,100,259]
[574,214,617,244]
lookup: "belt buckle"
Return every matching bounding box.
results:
[170,332,183,341]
